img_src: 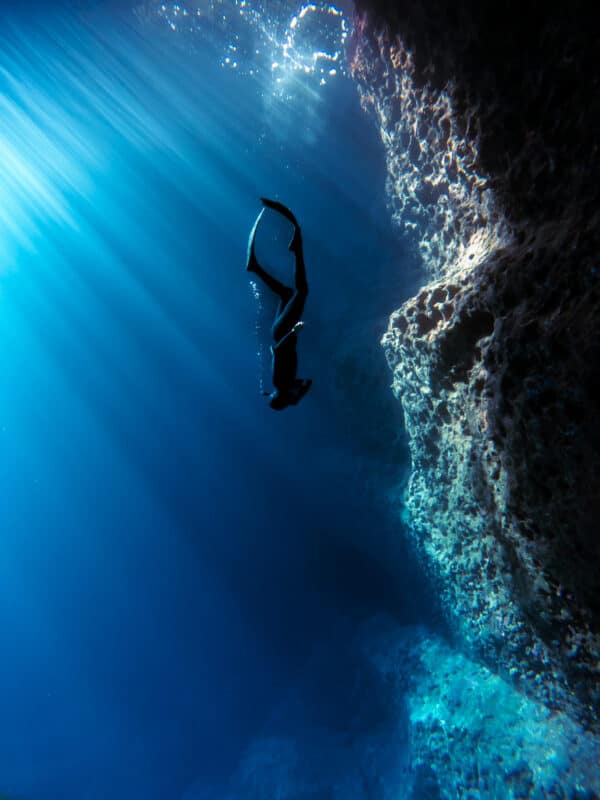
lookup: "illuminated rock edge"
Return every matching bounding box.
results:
[351,0,600,728]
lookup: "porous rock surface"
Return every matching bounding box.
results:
[351,0,600,727]
[381,234,600,722]
[185,621,600,800]
[363,620,600,800]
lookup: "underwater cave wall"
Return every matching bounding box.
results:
[351,0,600,726]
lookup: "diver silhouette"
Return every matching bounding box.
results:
[246,197,312,410]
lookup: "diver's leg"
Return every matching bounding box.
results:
[272,235,308,339]
[272,290,306,341]
[292,243,308,296]
[258,204,307,338]
[251,263,292,301]
[271,235,308,339]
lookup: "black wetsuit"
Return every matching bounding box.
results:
[247,198,311,409]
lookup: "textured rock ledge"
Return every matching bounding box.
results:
[351,0,600,729]
[380,233,600,723]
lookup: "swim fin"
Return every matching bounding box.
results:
[260,197,301,251]
[246,208,265,272]
[260,197,298,225]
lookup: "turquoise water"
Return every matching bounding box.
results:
[0,3,436,797]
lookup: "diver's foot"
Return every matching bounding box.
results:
[246,254,258,273]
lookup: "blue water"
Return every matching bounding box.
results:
[0,3,436,798]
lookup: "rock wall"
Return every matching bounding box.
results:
[363,620,600,800]
[190,620,600,800]
[351,0,600,726]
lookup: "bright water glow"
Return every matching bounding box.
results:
[142,0,350,92]
[0,3,423,799]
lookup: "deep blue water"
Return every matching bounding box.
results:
[0,3,436,798]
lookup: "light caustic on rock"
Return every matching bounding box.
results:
[351,26,512,280]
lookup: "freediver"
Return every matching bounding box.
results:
[246,197,312,410]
